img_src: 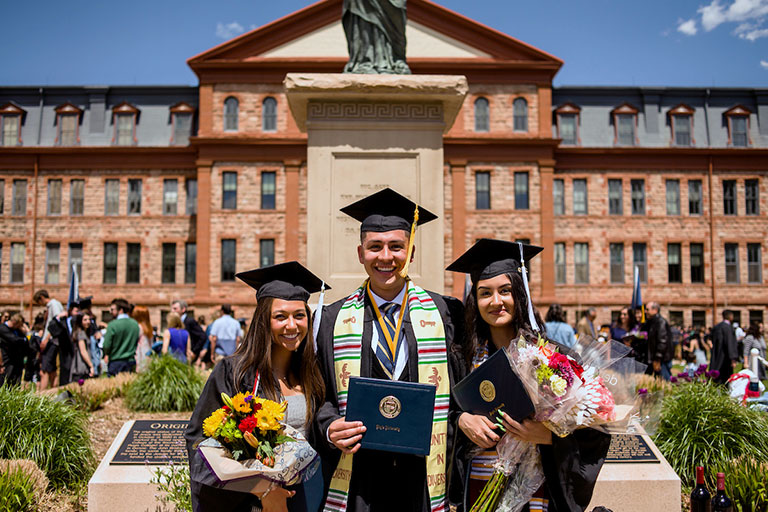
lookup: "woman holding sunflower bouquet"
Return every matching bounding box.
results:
[185,262,328,512]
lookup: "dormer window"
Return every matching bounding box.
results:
[55,103,83,146]
[555,103,580,145]
[725,105,750,148]
[112,102,140,146]
[668,104,694,147]
[0,103,25,146]
[170,102,195,145]
[611,103,638,146]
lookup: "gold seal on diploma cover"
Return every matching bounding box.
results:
[379,395,402,419]
[479,380,496,402]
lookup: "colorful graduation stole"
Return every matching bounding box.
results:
[324,280,450,512]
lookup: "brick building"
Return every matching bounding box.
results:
[1,0,766,329]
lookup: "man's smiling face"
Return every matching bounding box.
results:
[357,230,413,298]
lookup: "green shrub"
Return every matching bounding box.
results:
[151,463,192,512]
[0,466,39,512]
[654,381,768,490]
[0,387,94,489]
[713,456,768,512]
[125,355,205,412]
[64,372,136,412]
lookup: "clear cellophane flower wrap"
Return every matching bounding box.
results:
[470,334,649,512]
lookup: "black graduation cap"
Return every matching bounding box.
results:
[446,239,543,282]
[235,261,329,302]
[74,296,93,310]
[340,187,437,233]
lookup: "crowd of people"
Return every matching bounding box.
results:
[0,293,244,389]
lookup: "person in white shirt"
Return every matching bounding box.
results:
[208,304,243,363]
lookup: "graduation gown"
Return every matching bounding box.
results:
[313,290,466,512]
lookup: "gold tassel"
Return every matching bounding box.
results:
[399,205,419,278]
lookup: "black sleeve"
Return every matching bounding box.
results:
[186,317,207,354]
[538,428,612,512]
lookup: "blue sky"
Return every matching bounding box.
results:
[2,0,766,87]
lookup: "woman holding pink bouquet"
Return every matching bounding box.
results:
[185,262,327,512]
[447,239,611,512]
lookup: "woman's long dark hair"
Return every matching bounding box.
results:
[232,297,325,428]
[462,272,543,367]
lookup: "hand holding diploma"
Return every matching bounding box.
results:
[328,418,367,454]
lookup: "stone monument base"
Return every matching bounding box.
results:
[587,435,681,512]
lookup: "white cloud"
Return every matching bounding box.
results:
[677,18,698,35]
[761,59,768,68]
[216,21,245,40]
[697,0,768,31]
[737,26,768,40]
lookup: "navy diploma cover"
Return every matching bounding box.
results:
[345,377,436,456]
[453,348,535,422]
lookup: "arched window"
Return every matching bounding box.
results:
[513,98,528,132]
[474,97,489,132]
[224,97,239,132]
[262,97,277,132]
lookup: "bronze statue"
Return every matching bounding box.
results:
[343,0,411,74]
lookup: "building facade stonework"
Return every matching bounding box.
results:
[1,0,766,330]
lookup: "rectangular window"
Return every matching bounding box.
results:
[574,242,589,284]
[10,242,24,283]
[668,243,682,283]
[725,243,739,283]
[186,178,198,215]
[12,179,26,215]
[688,180,702,215]
[669,311,684,327]
[554,242,566,284]
[692,310,706,327]
[690,243,704,283]
[633,243,647,283]
[559,114,577,145]
[45,243,60,285]
[748,243,762,284]
[723,180,736,215]
[105,179,119,215]
[126,243,141,284]
[573,179,587,215]
[731,117,748,147]
[185,242,196,284]
[749,310,764,325]
[68,243,83,284]
[70,179,84,215]
[514,172,529,210]
[617,114,635,145]
[553,179,564,215]
[221,239,236,281]
[608,179,623,215]
[173,113,192,146]
[163,179,178,215]
[674,115,692,146]
[222,172,237,210]
[48,179,62,215]
[631,179,645,215]
[666,180,680,215]
[475,172,490,210]
[116,114,133,146]
[128,179,142,215]
[2,116,19,146]
[610,243,624,283]
[103,243,117,284]
[260,239,275,268]
[745,179,759,215]
[60,115,77,146]
[261,172,276,210]
[162,243,176,284]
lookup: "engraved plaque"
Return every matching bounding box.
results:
[605,434,659,463]
[110,420,189,465]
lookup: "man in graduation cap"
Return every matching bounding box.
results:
[313,188,464,512]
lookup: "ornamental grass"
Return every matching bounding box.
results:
[653,381,768,498]
[0,387,95,489]
[63,372,137,412]
[124,354,206,412]
[0,464,40,512]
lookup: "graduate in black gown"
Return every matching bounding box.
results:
[185,262,328,512]
[447,239,611,512]
[312,188,466,512]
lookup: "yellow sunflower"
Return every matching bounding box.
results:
[203,407,228,437]
[230,392,252,413]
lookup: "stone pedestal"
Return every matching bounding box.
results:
[284,73,468,302]
[88,421,170,512]
[587,435,681,512]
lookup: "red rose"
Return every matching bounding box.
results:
[238,415,259,434]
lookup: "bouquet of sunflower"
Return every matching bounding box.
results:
[198,391,319,489]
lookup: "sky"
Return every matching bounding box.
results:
[2,0,767,88]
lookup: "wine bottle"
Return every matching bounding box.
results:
[711,472,733,512]
[690,466,711,512]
